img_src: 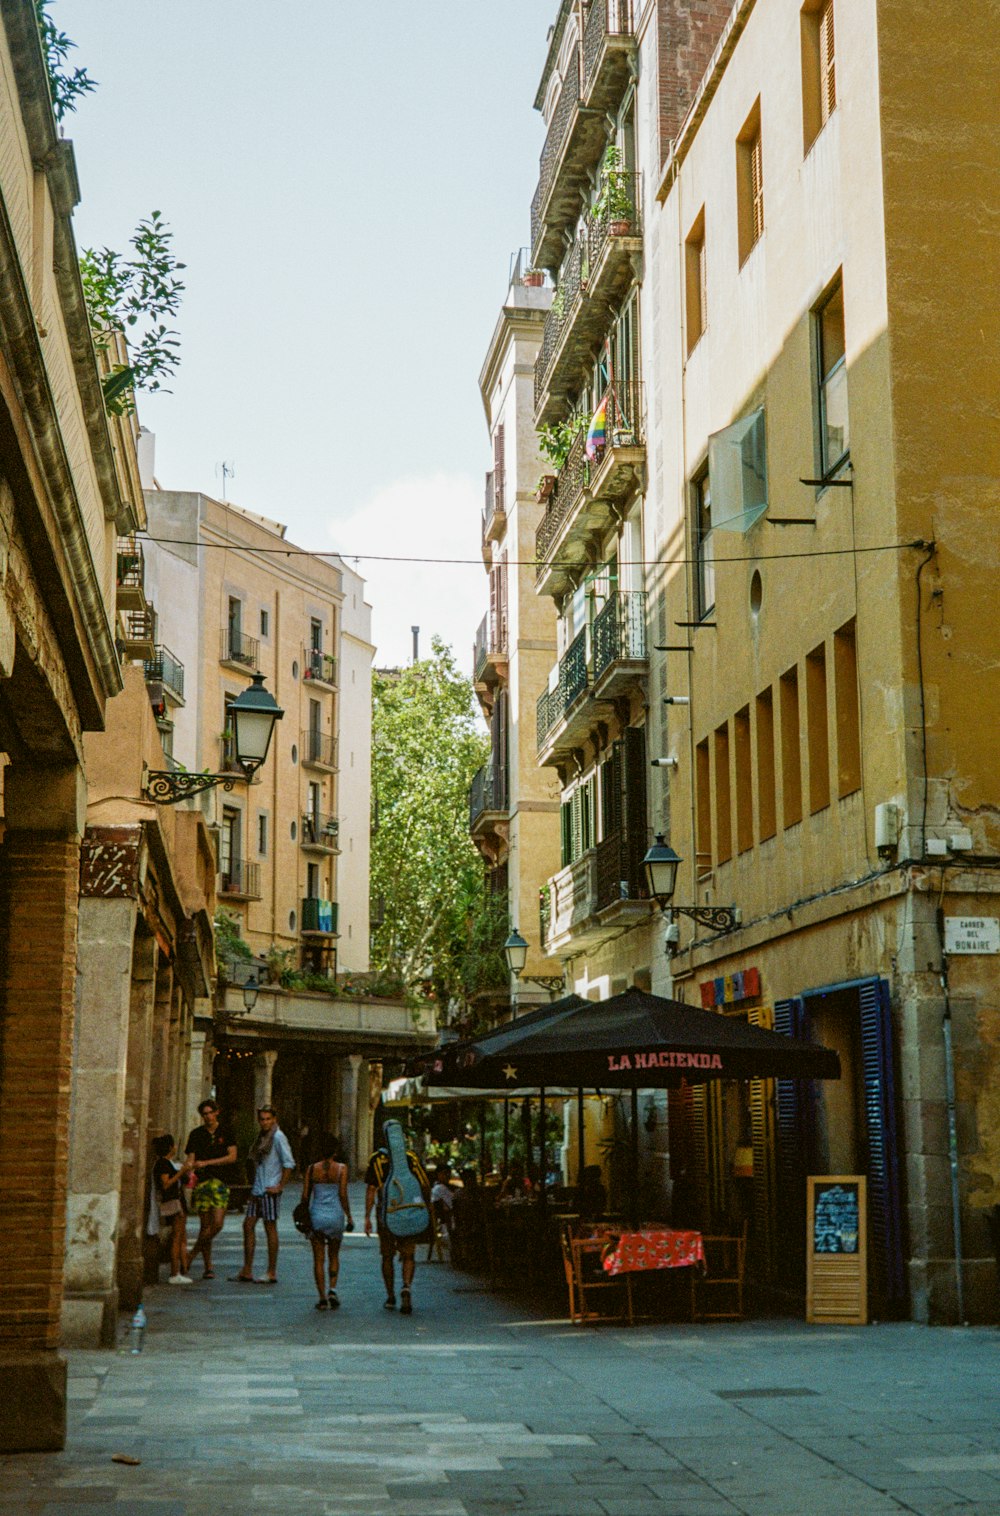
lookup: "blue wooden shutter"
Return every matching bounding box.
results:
[748,1003,776,1281]
[773,996,811,1279]
[858,976,906,1316]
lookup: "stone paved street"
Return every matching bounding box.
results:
[4,1193,1000,1515]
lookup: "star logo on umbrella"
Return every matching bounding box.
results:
[502,1063,518,1082]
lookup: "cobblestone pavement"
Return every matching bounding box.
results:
[3,1190,1000,1515]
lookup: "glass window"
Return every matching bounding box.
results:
[817,278,849,475]
[694,471,715,619]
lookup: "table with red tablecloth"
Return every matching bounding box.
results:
[601,1228,705,1276]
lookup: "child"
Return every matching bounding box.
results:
[152,1134,193,1284]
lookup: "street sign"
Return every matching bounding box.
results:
[943,917,1000,955]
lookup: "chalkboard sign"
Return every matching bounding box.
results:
[813,1181,860,1254]
[806,1175,867,1326]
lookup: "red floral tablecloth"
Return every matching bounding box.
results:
[601,1228,705,1276]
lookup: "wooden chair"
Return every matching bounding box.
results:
[691,1222,747,1322]
[562,1224,634,1326]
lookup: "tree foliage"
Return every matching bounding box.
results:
[80,211,186,414]
[370,640,493,1010]
[35,1,97,121]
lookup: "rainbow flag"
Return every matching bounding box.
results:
[585,397,608,461]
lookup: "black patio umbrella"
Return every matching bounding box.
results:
[453,986,840,1090]
[428,993,588,1085]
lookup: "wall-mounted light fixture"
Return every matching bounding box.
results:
[641,834,740,934]
[143,673,284,805]
[503,928,566,1000]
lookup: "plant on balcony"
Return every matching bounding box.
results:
[551,284,566,320]
[522,267,545,288]
[594,144,634,234]
[538,415,583,471]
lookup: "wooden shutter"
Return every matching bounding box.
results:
[690,1084,709,1228]
[493,423,506,516]
[820,0,836,125]
[496,552,509,652]
[858,977,906,1316]
[750,130,764,245]
[621,726,648,894]
[748,1003,777,1281]
[773,996,810,1279]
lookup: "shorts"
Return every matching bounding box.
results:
[377,1228,421,1260]
[191,1179,230,1214]
[246,1191,281,1222]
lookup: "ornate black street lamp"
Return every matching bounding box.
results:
[143,672,284,805]
[641,834,740,933]
[503,928,566,999]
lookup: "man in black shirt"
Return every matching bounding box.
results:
[184,1100,238,1280]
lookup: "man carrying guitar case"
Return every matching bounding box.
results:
[363,1119,432,1315]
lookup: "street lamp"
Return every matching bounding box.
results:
[241,975,260,1013]
[503,928,566,1000]
[143,672,284,804]
[641,834,740,933]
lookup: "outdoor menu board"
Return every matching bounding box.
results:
[806,1175,867,1325]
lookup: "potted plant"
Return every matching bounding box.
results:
[595,144,634,236]
[522,267,545,288]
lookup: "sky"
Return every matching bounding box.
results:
[56,1,548,666]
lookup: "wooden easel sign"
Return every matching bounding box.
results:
[806,1175,867,1325]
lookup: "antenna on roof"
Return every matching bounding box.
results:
[216,461,236,500]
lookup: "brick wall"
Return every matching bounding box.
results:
[0,830,80,1349]
[655,0,733,167]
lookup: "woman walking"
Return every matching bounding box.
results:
[301,1133,352,1310]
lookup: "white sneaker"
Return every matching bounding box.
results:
[168,1273,193,1285]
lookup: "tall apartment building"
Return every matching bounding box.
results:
[471,258,561,1012]
[141,478,372,977]
[641,0,1000,1323]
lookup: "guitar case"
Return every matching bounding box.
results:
[381,1119,430,1239]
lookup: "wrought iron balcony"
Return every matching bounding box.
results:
[120,606,157,662]
[533,180,643,426]
[595,827,647,912]
[301,812,340,852]
[219,859,262,901]
[536,627,589,752]
[481,469,507,562]
[220,626,259,670]
[144,644,185,703]
[303,649,338,686]
[301,896,338,935]
[116,535,146,611]
[583,0,637,112]
[301,729,339,770]
[472,609,509,718]
[544,833,648,953]
[536,381,646,600]
[592,590,647,693]
[469,759,509,833]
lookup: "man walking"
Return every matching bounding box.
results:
[232,1105,295,1284]
[184,1099,238,1280]
[364,1126,430,1315]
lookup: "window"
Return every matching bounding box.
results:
[693,470,715,619]
[260,608,269,638]
[734,705,753,854]
[806,642,830,813]
[306,862,320,898]
[736,100,763,265]
[310,618,322,654]
[780,666,803,827]
[834,618,862,796]
[221,807,240,886]
[258,813,268,857]
[685,208,707,354]
[756,687,777,842]
[714,722,732,865]
[816,277,849,476]
[801,0,836,152]
[696,738,712,875]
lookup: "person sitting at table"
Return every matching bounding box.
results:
[498,1159,530,1202]
[577,1165,607,1221]
[430,1165,455,1241]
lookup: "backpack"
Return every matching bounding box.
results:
[380,1120,430,1239]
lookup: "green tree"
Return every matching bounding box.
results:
[35,1,97,121]
[370,640,491,1009]
[80,211,186,414]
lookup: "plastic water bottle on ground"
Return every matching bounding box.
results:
[129,1304,146,1353]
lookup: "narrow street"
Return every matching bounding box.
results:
[3,1191,999,1515]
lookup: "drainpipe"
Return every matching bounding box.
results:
[937,906,965,1323]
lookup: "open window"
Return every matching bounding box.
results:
[707,408,768,532]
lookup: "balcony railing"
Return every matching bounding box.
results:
[530,46,581,254]
[482,468,506,555]
[592,591,646,682]
[588,169,642,270]
[469,760,509,831]
[221,627,259,669]
[116,536,145,605]
[301,729,338,769]
[144,644,185,702]
[595,828,646,912]
[473,609,508,685]
[535,422,588,565]
[303,648,338,686]
[583,0,636,97]
[536,627,589,749]
[219,860,262,900]
[301,813,340,849]
[534,233,587,411]
[301,897,338,935]
[121,606,156,655]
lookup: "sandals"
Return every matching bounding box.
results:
[315,1298,329,1311]
[383,1296,396,1311]
[400,1289,413,1316]
[327,1291,340,1310]
[203,1269,215,1280]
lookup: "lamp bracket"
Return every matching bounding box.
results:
[143,770,244,806]
[521,974,567,999]
[669,904,740,933]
